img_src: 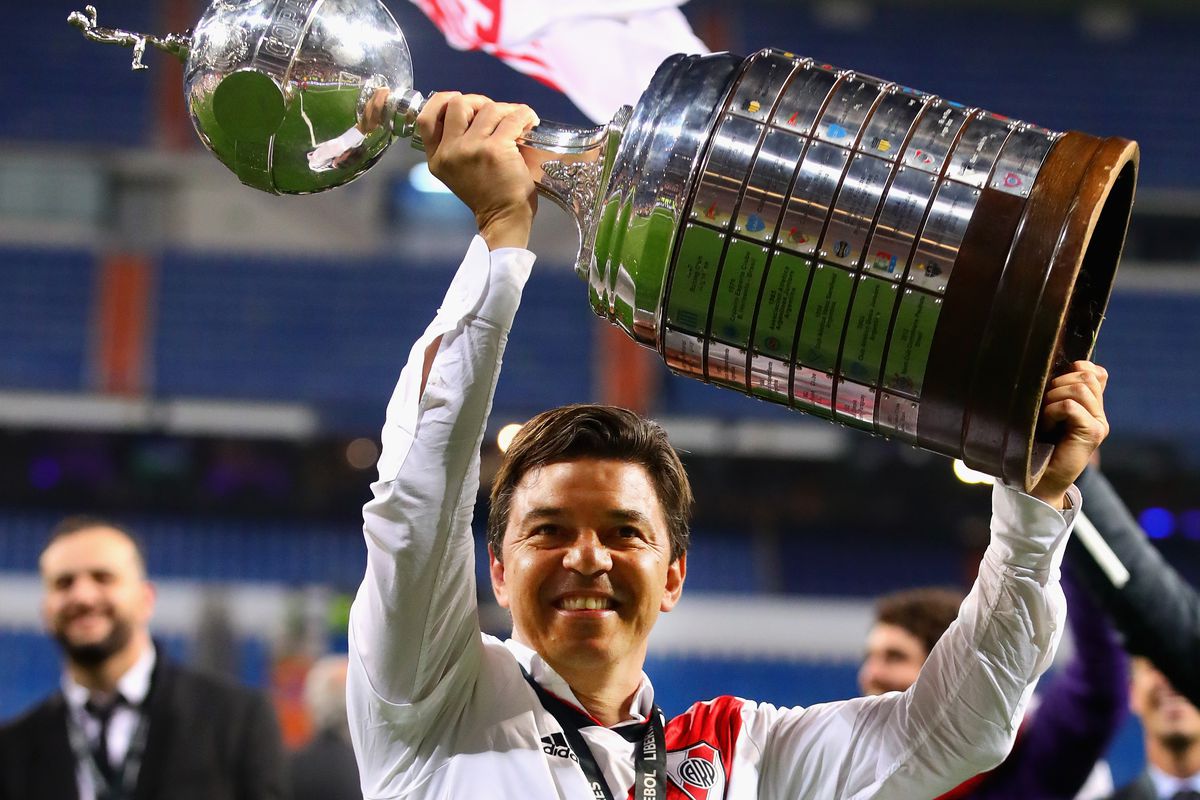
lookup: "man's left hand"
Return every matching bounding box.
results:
[1029,360,1110,509]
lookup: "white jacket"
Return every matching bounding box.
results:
[347,237,1079,799]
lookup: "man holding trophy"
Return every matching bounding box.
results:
[64,2,1134,796]
[344,89,1112,799]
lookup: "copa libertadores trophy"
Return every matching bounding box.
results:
[70,1,1139,490]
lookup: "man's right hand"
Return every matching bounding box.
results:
[417,93,540,251]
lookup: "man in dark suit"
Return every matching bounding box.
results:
[1107,658,1200,800]
[0,516,288,800]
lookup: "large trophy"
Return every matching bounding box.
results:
[70,1,1138,490]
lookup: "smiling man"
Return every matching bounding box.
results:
[0,517,286,800]
[486,407,691,728]
[1107,659,1200,800]
[346,92,1113,799]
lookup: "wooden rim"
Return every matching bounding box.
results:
[916,187,1026,458]
[957,132,1102,477]
[1002,136,1140,490]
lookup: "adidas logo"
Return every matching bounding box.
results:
[540,732,579,763]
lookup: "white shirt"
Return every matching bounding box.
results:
[62,644,156,800]
[1148,764,1200,799]
[347,237,1080,799]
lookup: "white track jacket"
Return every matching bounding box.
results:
[347,237,1080,799]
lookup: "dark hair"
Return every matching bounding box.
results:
[488,404,693,562]
[874,587,965,655]
[44,515,147,573]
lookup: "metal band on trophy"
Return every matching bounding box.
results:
[70,1,1139,490]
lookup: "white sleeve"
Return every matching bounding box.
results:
[346,237,534,785]
[745,483,1079,800]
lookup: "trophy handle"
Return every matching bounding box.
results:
[391,89,626,278]
[68,5,190,70]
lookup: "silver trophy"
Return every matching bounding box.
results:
[70,1,1139,489]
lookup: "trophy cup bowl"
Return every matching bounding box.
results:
[70,1,1139,490]
[184,0,417,195]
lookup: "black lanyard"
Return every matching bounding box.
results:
[66,700,151,800]
[522,669,667,800]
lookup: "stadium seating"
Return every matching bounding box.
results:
[7,0,157,147]
[0,248,92,392]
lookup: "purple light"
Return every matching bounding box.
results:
[1138,507,1175,540]
[29,457,62,490]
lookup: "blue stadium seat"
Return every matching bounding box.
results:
[0,511,364,588]
[777,532,964,597]
[0,248,92,391]
[678,529,765,593]
[1095,292,1200,441]
[153,249,592,419]
[4,0,157,147]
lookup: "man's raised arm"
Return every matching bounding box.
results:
[346,95,539,774]
[754,363,1112,799]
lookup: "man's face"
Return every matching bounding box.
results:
[489,458,685,676]
[40,527,155,667]
[1130,657,1200,749]
[858,622,928,695]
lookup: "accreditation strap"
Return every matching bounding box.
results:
[522,668,667,800]
[65,699,151,800]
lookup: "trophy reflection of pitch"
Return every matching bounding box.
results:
[70,2,1138,490]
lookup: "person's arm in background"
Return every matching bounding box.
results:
[971,565,1128,800]
[1067,466,1200,706]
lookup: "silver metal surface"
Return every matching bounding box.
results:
[815,76,883,146]
[690,115,764,231]
[70,0,611,219]
[728,52,798,124]
[877,391,920,442]
[865,166,937,281]
[902,101,973,174]
[990,125,1059,197]
[948,114,1014,188]
[68,5,190,70]
[777,141,848,256]
[770,63,839,134]
[591,51,743,344]
[822,153,891,268]
[708,342,750,389]
[793,366,835,415]
[859,88,925,161]
[835,379,876,429]
[908,180,981,294]
[738,129,807,244]
[663,328,705,378]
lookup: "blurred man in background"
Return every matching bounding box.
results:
[860,576,1127,800]
[858,587,964,698]
[291,654,361,800]
[1107,658,1200,800]
[0,516,287,800]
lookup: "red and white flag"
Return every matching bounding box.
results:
[408,0,709,123]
